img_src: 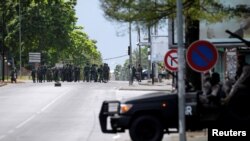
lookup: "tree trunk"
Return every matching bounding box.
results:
[185,18,201,91]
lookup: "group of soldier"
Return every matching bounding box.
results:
[31,63,110,83]
[83,63,110,83]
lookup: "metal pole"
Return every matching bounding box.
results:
[1,0,5,81]
[19,0,22,77]
[129,21,132,85]
[177,0,186,141]
[147,26,151,81]
[137,26,141,66]
[128,0,132,85]
[6,61,8,81]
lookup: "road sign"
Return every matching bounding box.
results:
[164,49,178,72]
[151,36,168,62]
[137,42,151,46]
[186,40,218,72]
[29,52,41,63]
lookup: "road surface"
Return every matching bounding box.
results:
[0,81,207,141]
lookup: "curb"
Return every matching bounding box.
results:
[119,87,171,91]
[0,81,25,87]
[119,84,173,91]
[0,83,7,87]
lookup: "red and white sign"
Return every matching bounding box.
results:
[164,49,178,72]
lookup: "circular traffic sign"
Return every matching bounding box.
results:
[186,40,218,72]
[164,49,178,72]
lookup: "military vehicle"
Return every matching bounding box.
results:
[99,31,250,141]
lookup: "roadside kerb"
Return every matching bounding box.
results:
[119,79,173,91]
[0,80,26,87]
[0,82,7,87]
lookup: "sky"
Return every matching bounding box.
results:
[75,0,137,70]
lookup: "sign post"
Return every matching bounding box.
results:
[186,40,218,72]
[176,0,186,141]
[164,49,178,72]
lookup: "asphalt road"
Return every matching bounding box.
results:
[0,81,207,141]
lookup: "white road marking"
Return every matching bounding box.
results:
[86,111,96,141]
[15,88,71,129]
[7,130,14,134]
[16,115,36,129]
[113,134,120,140]
[0,88,72,140]
[40,90,68,112]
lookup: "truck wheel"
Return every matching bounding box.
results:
[129,116,163,141]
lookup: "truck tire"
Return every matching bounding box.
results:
[129,116,163,141]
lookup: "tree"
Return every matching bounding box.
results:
[1,0,102,71]
[100,0,250,25]
[115,46,147,81]
[100,0,250,90]
[114,64,122,80]
[132,46,147,70]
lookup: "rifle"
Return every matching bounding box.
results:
[225,30,250,47]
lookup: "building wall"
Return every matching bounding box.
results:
[214,50,225,82]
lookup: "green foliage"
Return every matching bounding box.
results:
[100,0,250,26]
[114,64,122,80]
[115,46,148,80]
[0,0,102,69]
[132,46,148,69]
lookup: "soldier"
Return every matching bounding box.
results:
[10,69,17,83]
[69,64,73,82]
[61,66,66,82]
[137,64,143,82]
[46,68,53,82]
[42,65,47,82]
[36,67,40,83]
[31,68,36,83]
[235,54,248,80]
[97,65,103,82]
[53,67,59,82]
[66,65,69,82]
[103,63,110,83]
[77,67,81,82]
[74,66,79,82]
[83,63,90,82]
[91,64,97,82]
[132,66,139,82]
[106,64,110,81]
[37,66,43,83]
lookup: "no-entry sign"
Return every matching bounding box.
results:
[164,49,178,72]
[186,40,218,72]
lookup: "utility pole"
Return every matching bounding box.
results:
[177,0,186,141]
[147,26,151,80]
[137,25,141,66]
[19,0,22,77]
[127,0,133,85]
[129,21,132,85]
[1,0,6,81]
